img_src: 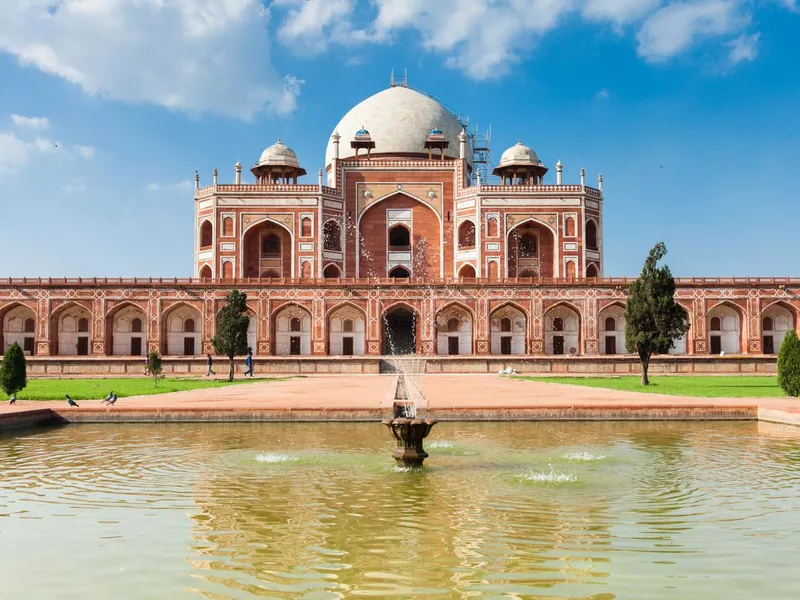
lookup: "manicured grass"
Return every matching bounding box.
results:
[512,375,785,398]
[0,377,289,401]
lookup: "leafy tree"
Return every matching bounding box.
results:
[212,289,250,381]
[148,350,163,387]
[625,242,690,385]
[0,342,27,397]
[777,329,800,397]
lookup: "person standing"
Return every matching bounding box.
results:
[244,351,254,378]
[206,353,215,377]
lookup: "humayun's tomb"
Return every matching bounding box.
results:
[1,82,798,375]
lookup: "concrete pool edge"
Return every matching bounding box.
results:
[7,404,800,431]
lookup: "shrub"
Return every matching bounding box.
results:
[777,329,800,397]
[0,342,27,397]
[148,350,163,387]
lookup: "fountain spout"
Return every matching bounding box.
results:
[382,375,437,467]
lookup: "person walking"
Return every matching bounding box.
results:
[206,353,216,377]
[244,351,254,378]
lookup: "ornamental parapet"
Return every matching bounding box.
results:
[1,276,797,289]
[458,184,603,198]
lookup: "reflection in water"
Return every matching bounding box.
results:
[1,422,800,598]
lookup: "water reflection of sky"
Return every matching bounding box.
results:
[1,421,799,598]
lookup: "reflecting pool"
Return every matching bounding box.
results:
[2,421,800,598]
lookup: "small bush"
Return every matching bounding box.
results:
[0,342,27,396]
[777,329,800,397]
[148,350,163,387]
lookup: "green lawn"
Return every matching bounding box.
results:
[1,377,289,401]
[512,375,785,398]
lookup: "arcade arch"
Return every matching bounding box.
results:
[110,304,147,356]
[762,303,794,354]
[490,304,527,355]
[328,304,366,356]
[708,303,742,355]
[164,304,202,356]
[436,304,473,355]
[274,304,311,356]
[544,303,580,355]
[598,304,626,355]
[55,304,92,356]
[507,219,555,278]
[2,305,36,355]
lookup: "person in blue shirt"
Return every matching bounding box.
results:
[244,350,253,378]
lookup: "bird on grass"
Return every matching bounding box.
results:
[101,391,114,404]
[107,393,118,406]
[66,395,79,407]
[9,394,16,405]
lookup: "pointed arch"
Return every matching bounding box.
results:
[458,263,476,278]
[457,219,476,250]
[435,301,475,356]
[199,264,212,280]
[598,301,627,355]
[543,301,582,356]
[107,301,148,356]
[506,217,558,279]
[51,300,93,356]
[1,302,38,355]
[382,301,420,356]
[161,301,203,356]
[490,301,528,355]
[273,302,312,356]
[707,300,745,355]
[761,300,797,354]
[323,219,342,252]
[241,216,295,278]
[199,219,213,248]
[327,301,367,356]
[585,218,598,251]
[323,263,342,278]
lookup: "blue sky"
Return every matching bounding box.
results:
[0,0,798,278]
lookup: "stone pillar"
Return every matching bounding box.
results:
[258,297,271,355]
[366,296,381,356]
[747,296,760,354]
[692,298,707,354]
[583,298,598,355]
[312,297,326,355]
[147,296,161,355]
[92,296,107,356]
[203,298,215,355]
[530,297,544,354]
[475,296,490,355]
[37,296,52,356]
[420,297,435,356]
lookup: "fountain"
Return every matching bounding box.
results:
[382,374,438,467]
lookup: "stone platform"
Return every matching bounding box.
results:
[1,375,799,431]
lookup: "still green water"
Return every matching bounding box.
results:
[1,421,799,599]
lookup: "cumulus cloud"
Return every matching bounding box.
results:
[0,115,94,176]
[270,0,791,77]
[727,32,760,64]
[11,114,50,130]
[0,0,301,120]
[636,1,750,61]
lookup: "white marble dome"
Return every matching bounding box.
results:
[325,86,471,166]
[497,141,544,169]
[256,139,301,169]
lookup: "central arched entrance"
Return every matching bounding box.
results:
[383,305,417,355]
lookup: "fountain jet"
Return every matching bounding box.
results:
[382,375,437,467]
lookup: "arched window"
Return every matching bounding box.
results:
[500,317,512,332]
[388,224,410,249]
[566,261,576,278]
[389,266,410,278]
[77,318,89,332]
[184,318,196,333]
[199,265,212,280]
[200,221,213,248]
[605,317,616,331]
[301,261,312,278]
[487,261,499,279]
[710,316,721,331]
[23,318,35,333]
[458,264,476,278]
[763,317,774,331]
[553,317,564,332]
[261,233,280,257]
[323,264,341,278]
[586,264,599,278]
[290,317,302,332]
[447,317,460,332]
[586,220,598,250]
[343,319,354,333]
[487,216,498,237]
[565,217,575,237]
[301,217,312,237]
[222,217,234,237]
[323,221,341,252]
[222,261,233,279]
[519,233,537,257]
[131,318,143,333]
[458,221,476,249]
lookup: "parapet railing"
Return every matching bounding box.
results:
[2,276,799,287]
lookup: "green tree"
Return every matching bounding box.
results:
[625,242,690,385]
[148,350,163,387]
[777,329,800,397]
[0,342,27,397]
[212,289,250,381]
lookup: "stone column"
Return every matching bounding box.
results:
[420,297,435,356]
[203,297,215,355]
[530,297,544,354]
[258,297,272,355]
[747,296,760,354]
[692,298,707,354]
[92,296,107,356]
[475,295,490,355]
[583,297,598,355]
[366,295,381,355]
[147,296,161,355]
[37,296,52,356]
[312,297,326,355]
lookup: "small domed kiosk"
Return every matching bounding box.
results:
[251,139,306,184]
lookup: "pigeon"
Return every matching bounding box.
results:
[101,391,114,404]
[66,394,79,407]
[9,393,16,405]
[107,393,118,406]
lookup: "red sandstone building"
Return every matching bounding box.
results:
[1,83,798,373]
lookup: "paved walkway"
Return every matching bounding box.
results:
[2,374,798,413]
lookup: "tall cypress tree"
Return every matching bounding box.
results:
[212,289,250,382]
[0,342,27,397]
[625,242,690,385]
[777,329,800,397]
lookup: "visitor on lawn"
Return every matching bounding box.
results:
[206,353,215,377]
[244,351,253,378]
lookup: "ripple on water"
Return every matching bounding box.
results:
[563,451,607,461]
[255,452,298,464]
[520,465,577,484]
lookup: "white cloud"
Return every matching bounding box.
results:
[146,180,194,193]
[0,115,94,176]
[275,0,360,52]
[0,0,301,120]
[637,1,750,61]
[11,114,50,130]
[727,32,760,64]
[582,0,661,25]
